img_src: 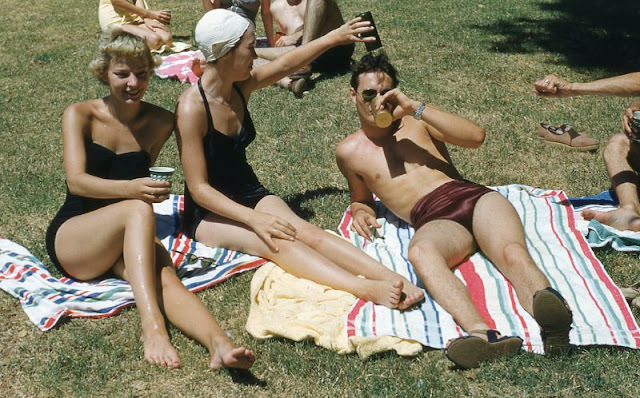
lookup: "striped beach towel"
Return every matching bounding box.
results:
[339,185,640,354]
[0,195,266,331]
[569,190,640,252]
[154,50,204,84]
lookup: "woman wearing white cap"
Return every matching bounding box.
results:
[176,9,425,310]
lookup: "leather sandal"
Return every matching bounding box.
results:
[537,123,599,151]
[533,287,573,355]
[288,77,309,98]
[445,329,522,369]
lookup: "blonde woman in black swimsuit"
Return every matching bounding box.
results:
[176,10,425,310]
[46,30,254,370]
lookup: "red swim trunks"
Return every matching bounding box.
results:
[409,180,495,233]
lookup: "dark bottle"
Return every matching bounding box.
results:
[357,11,383,52]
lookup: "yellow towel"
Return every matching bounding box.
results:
[246,262,423,358]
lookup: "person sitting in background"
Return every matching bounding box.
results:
[99,0,172,50]
[534,73,640,231]
[176,10,425,311]
[255,0,354,97]
[46,30,254,370]
[202,0,276,46]
[268,0,306,47]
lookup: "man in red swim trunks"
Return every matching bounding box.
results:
[336,53,574,369]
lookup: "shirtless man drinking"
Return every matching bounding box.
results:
[336,53,574,369]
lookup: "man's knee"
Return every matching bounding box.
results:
[501,241,531,266]
[407,241,435,269]
[604,133,630,159]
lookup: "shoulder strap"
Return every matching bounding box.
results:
[197,79,215,133]
[232,84,249,110]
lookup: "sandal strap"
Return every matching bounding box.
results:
[467,329,502,342]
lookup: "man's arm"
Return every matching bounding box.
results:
[533,72,640,98]
[336,140,380,241]
[260,0,276,46]
[379,88,486,148]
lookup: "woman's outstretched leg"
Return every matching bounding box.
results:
[195,211,403,309]
[255,196,425,309]
[55,200,179,368]
[154,244,255,369]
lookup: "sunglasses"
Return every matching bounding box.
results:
[360,88,390,102]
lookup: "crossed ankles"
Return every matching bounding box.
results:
[445,329,523,369]
[533,287,573,355]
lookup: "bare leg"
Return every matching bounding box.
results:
[120,23,173,50]
[55,200,179,368]
[153,245,254,369]
[407,220,489,332]
[583,134,640,231]
[255,196,424,308]
[472,192,550,314]
[195,198,403,308]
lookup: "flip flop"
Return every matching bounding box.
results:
[533,287,573,355]
[445,329,523,369]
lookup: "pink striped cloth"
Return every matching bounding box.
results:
[154,50,204,84]
[339,185,640,353]
[0,195,266,331]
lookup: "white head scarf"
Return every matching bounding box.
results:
[195,9,251,63]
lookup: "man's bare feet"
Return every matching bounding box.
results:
[398,279,425,310]
[582,206,640,231]
[143,332,180,369]
[210,346,256,370]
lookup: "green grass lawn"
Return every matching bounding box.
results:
[1,0,640,396]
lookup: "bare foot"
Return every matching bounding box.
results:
[277,77,292,89]
[143,332,180,369]
[582,207,640,231]
[397,279,425,310]
[365,279,403,309]
[210,346,256,370]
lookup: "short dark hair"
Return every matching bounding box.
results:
[350,52,399,90]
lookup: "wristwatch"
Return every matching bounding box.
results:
[413,102,426,120]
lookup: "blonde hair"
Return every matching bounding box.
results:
[88,29,161,84]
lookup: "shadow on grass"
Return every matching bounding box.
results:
[283,186,348,219]
[477,0,640,73]
[226,368,268,387]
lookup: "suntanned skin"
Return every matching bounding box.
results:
[176,20,425,310]
[255,0,343,60]
[337,71,552,337]
[54,51,254,371]
[269,0,306,46]
[533,73,640,231]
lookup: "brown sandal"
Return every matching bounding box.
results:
[445,329,522,369]
[537,123,599,151]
